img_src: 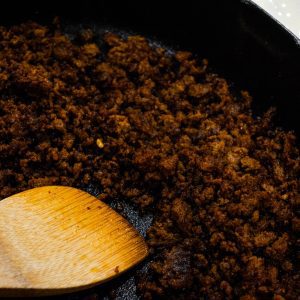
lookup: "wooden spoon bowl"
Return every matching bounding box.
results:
[0,186,148,297]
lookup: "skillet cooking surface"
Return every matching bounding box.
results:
[0,1,299,299]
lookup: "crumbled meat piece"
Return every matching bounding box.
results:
[266,234,289,258]
[152,246,192,290]
[78,29,94,42]
[159,155,178,174]
[254,231,276,247]
[51,118,65,132]
[171,198,193,231]
[81,43,100,57]
[11,63,52,95]
[188,83,212,98]
[241,156,261,170]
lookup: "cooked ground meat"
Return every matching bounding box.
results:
[0,21,299,300]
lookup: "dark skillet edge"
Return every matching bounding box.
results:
[243,0,300,45]
[228,0,300,137]
[1,0,299,47]
[0,0,299,46]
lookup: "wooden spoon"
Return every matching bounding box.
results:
[0,186,148,297]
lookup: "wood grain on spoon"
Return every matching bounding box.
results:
[0,186,148,297]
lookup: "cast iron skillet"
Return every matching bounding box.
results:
[0,0,299,299]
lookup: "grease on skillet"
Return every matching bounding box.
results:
[0,21,299,300]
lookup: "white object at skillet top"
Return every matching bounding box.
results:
[252,0,300,39]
